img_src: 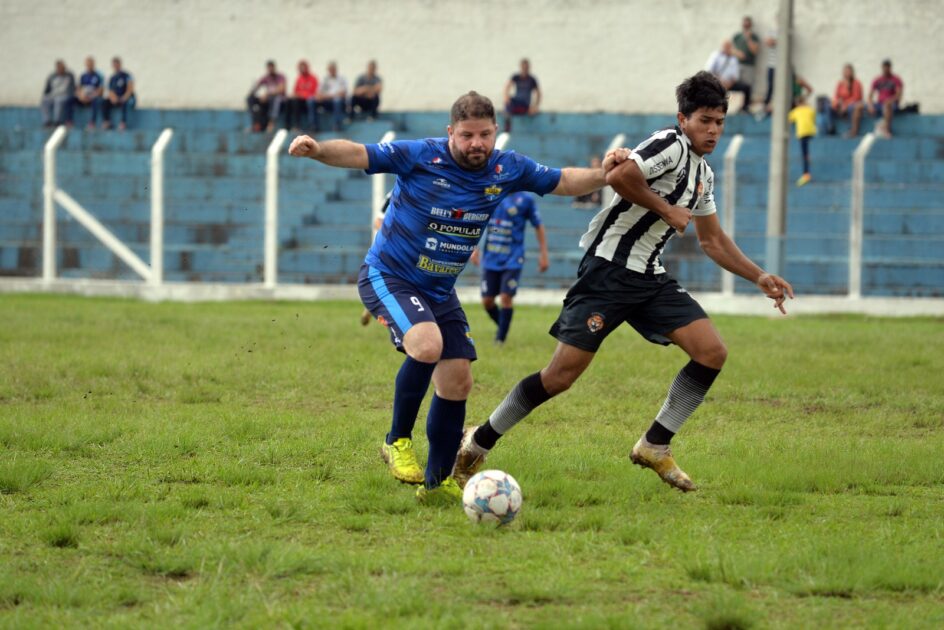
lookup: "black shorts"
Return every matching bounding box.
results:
[549,256,708,352]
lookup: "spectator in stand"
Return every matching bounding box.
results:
[706,41,749,110]
[731,16,760,112]
[41,60,75,128]
[247,60,287,132]
[74,56,104,129]
[762,21,778,116]
[289,60,319,131]
[868,59,904,138]
[573,156,603,208]
[788,94,817,187]
[503,58,541,132]
[102,57,135,131]
[316,61,348,131]
[831,63,865,138]
[792,72,813,106]
[351,60,383,120]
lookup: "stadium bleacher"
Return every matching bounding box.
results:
[0,106,941,295]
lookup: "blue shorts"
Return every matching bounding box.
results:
[480,268,522,297]
[357,265,477,361]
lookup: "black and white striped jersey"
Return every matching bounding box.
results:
[579,126,717,275]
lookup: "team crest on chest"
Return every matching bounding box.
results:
[484,185,503,201]
[696,181,704,197]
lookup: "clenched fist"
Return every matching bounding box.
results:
[288,135,320,159]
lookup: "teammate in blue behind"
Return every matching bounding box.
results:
[288,91,625,503]
[470,192,548,345]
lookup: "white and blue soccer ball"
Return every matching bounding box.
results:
[462,470,522,525]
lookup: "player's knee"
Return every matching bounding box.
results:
[482,296,496,309]
[698,342,728,370]
[540,366,577,396]
[409,341,442,363]
[499,294,514,309]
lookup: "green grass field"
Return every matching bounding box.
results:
[1,294,943,628]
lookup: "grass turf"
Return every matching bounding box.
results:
[1,294,943,628]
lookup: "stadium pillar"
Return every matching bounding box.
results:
[765,0,794,276]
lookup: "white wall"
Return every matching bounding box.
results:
[3,0,943,113]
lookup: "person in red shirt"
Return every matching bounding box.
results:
[289,60,320,131]
[831,63,865,137]
[868,59,904,138]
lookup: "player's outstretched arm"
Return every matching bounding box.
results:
[694,214,795,313]
[551,148,631,197]
[605,160,693,233]
[288,135,369,169]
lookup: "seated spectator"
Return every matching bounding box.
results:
[247,60,287,133]
[74,56,104,129]
[573,156,604,208]
[706,41,749,110]
[351,60,382,120]
[41,60,75,128]
[503,58,540,132]
[316,61,348,131]
[868,59,903,138]
[288,60,319,131]
[830,63,865,137]
[102,57,135,131]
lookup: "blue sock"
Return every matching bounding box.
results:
[496,307,514,342]
[485,305,500,325]
[387,356,436,445]
[424,394,466,487]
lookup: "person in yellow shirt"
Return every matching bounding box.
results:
[788,95,817,186]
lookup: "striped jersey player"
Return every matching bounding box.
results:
[455,71,795,493]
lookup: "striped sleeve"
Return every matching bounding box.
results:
[628,130,683,181]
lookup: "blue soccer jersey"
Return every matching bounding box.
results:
[481,192,541,271]
[364,138,561,302]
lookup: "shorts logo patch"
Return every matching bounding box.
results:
[465,326,475,345]
[587,312,605,334]
[507,279,517,289]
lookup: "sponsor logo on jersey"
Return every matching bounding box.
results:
[429,207,489,221]
[587,312,606,333]
[649,156,672,176]
[433,178,451,189]
[675,166,689,184]
[428,156,445,168]
[379,142,396,154]
[427,222,482,238]
[438,241,476,254]
[534,163,549,174]
[416,255,464,276]
[425,237,438,251]
[484,185,503,201]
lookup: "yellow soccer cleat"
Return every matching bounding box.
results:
[380,437,424,485]
[452,426,488,489]
[415,476,463,506]
[630,437,697,492]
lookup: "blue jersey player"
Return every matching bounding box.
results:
[471,192,548,344]
[288,91,629,503]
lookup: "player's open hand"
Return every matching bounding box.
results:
[756,272,795,314]
[538,253,549,273]
[602,148,632,173]
[288,135,320,159]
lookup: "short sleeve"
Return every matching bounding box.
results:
[364,139,427,176]
[629,132,683,181]
[512,154,562,196]
[695,165,718,216]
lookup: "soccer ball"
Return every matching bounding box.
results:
[462,470,522,525]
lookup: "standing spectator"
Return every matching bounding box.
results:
[40,60,75,128]
[788,95,817,187]
[102,57,135,131]
[762,22,778,116]
[316,61,348,131]
[247,60,287,133]
[731,16,760,111]
[831,64,865,138]
[868,59,904,138]
[351,60,383,120]
[503,58,541,132]
[288,60,319,131]
[73,56,104,129]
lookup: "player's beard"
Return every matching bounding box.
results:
[451,145,491,170]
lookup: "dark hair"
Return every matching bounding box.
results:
[450,91,496,125]
[676,71,728,117]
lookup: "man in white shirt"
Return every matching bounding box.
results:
[316,61,349,131]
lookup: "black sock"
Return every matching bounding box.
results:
[474,371,552,449]
[485,305,500,325]
[645,421,675,445]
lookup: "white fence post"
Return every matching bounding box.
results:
[849,132,876,299]
[371,131,397,239]
[722,134,744,296]
[42,125,68,283]
[150,128,174,287]
[264,129,288,289]
[600,133,626,208]
[495,131,510,151]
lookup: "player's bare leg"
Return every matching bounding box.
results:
[454,342,595,487]
[631,318,727,492]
